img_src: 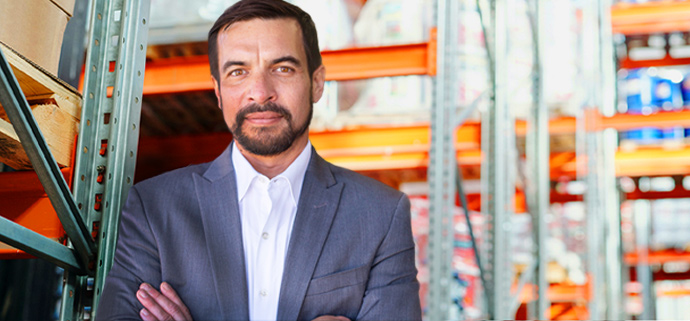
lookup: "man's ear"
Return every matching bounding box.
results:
[212,77,222,109]
[311,65,326,103]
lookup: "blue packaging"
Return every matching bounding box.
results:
[621,127,662,144]
[661,127,685,140]
[624,69,655,115]
[651,76,682,110]
[681,73,690,106]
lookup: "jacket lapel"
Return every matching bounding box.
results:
[277,150,344,320]
[194,145,249,320]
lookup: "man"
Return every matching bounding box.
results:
[97,1,421,320]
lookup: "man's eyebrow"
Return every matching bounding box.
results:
[272,56,301,66]
[221,60,246,73]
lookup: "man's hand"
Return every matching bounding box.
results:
[137,282,192,321]
[312,316,351,321]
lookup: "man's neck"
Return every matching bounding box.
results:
[236,136,309,179]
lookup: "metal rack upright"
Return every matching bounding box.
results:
[0,0,149,319]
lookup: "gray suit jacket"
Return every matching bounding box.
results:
[97,145,421,320]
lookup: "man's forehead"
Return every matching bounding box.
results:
[216,18,305,58]
[220,17,301,37]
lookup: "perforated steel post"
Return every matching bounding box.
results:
[526,0,549,318]
[482,0,515,318]
[60,0,150,319]
[427,0,459,319]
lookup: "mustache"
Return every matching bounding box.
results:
[236,102,292,122]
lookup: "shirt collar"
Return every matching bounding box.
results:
[233,141,312,205]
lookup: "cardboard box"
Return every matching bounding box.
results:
[0,42,81,170]
[0,0,75,75]
[50,0,76,16]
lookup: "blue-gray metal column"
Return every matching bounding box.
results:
[634,199,655,319]
[581,0,621,318]
[427,0,459,319]
[526,0,550,317]
[482,0,514,318]
[60,0,150,319]
[599,0,624,319]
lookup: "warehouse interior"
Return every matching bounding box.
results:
[1,0,690,319]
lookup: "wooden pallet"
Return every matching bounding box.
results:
[0,42,81,170]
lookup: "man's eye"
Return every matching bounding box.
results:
[276,66,292,73]
[229,69,245,76]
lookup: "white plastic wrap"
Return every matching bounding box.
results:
[344,0,433,123]
[288,0,355,51]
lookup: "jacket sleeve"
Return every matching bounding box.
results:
[96,186,163,320]
[355,194,422,321]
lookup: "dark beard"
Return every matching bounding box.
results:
[231,101,312,156]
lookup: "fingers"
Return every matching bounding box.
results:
[137,285,170,320]
[139,308,156,321]
[160,282,192,320]
[137,283,192,320]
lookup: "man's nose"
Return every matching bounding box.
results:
[247,72,277,104]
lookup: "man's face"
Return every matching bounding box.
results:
[212,18,325,156]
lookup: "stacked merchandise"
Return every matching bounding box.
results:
[456,0,490,119]
[617,32,690,146]
[315,0,434,129]
[460,0,585,121]
[0,0,76,75]
[655,280,690,320]
[147,0,357,47]
[309,0,586,128]
[407,185,544,319]
[290,0,358,129]
[547,202,588,286]
[618,67,690,146]
[148,0,241,44]
[289,0,356,51]
[650,198,690,252]
[408,194,484,319]
[0,0,82,168]
[149,0,230,27]
[622,196,690,318]
[456,0,537,121]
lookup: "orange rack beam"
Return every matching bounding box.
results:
[514,110,690,136]
[550,146,690,179]
[601,109,690,131]
[134,111,690,176]
[611,1,690,35]
[657,288,690,298]
[310,123,479,171]
[531,110,690,134]
[313,110,690,157]
[519,282,590,303]
[0,168,71,258]
[625,249,690,265]
[142,35,437,95]
[620,56,690,69]
[615,146,690,177]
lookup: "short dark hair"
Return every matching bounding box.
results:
[208,0,322,82]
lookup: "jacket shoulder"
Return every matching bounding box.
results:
[326,162,405,202]
[134,162,212,194]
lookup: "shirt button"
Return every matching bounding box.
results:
[260,290,267,297]
[262,232,269,240]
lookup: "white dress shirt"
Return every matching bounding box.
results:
[232,141,311,321]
